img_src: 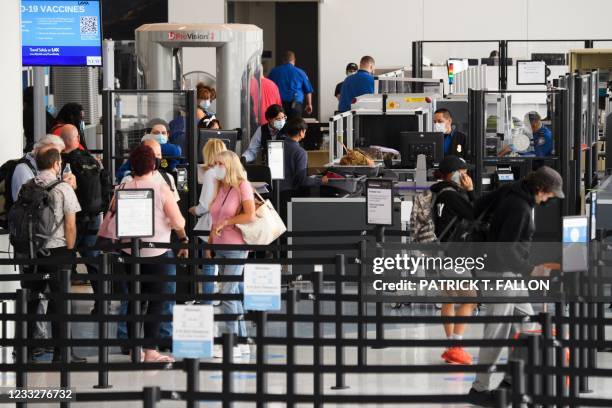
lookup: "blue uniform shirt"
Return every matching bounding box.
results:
[268,63,313,104]
[532,126,553,157]
[443,131,453,155]
[338,70,375,112]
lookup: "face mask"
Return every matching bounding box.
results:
[213,165,226,181]
[434,122,447,133]
[451,171,462,185]
[273,119,286,131]
[346,70,356,76]
[199,100,211,110]
[153,133,168,144]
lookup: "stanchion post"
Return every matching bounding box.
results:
[527,333,541,399]
[554,301,567,398]
[357,239,367,366]
[222,333,235,408]
[493,388,508,408]
[256,311,268,408]
[569,302,579,398]
[131,238,142,363]
[94,252,112,389]
[331,254,348,390]
[509,359,525,408]
[373,226,385,348]
[579,301,592,393]
[59,268,72,408]
[15,288,28,405]
[286,289,297,408]
[540,312,553,407]
[312,265,323,408]
[143,386,160,408]
[185,358,200,408]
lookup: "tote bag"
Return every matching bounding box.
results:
[236,190,286,245]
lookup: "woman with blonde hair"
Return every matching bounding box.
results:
[189,139,227,302]
[208,150,256,358]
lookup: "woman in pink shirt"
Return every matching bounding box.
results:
[119,145,188,362]
[208,151,256,358]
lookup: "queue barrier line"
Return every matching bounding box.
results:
[0,239,610,407]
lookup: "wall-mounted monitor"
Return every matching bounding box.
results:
[21,0,103,66]
[516,60,547,85]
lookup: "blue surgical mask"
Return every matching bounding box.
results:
[273,119,286,131]
[153,133,168,144]
[199,100,211,110]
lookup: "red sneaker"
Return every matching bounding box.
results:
[443,347,473,365]
[441,348,451,361]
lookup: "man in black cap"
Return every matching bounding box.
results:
[469,165,564,406]
[430,156,477,365]
[334,62,358,101]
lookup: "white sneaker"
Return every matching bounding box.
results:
[238,344,250,355]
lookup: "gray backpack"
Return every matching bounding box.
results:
[410,187,455,243]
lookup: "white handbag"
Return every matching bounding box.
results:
[236,190,286,245]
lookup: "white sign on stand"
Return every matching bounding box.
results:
[366,179,393,226]
[244,264,281,311]
[116,189,154,238]
[267,140,285,180]
[172,305,214,358]
[517,60,547,85]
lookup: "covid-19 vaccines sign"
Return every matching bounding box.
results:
[21,0,102,66]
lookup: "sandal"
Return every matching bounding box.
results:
[143,349,175,363]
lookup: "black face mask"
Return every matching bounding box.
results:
[155,158,162,170]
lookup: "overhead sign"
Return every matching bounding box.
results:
[21,0,103,66]
[516,60,547,85]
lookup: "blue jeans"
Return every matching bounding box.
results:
[201,261,216,305]
[116,250,176,340]
[76,215,101,300]
[216,250,248,338]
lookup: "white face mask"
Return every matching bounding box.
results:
[451,171,462,185]
[199,100,211,110]
[213,165,226,181]
[434,122,447,133]
[273,118,286,131]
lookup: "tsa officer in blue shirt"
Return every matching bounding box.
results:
[338,56,376,112]
[526,111,553,157]
[433,108,468,159]
[268,51,314,120]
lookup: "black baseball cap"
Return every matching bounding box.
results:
[438,155,473,174]
[346,63,358,72]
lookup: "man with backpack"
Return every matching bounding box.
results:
[429,156,477,365]
[468,166,564,407]
[61,124,108,314]
[8,148,84,363]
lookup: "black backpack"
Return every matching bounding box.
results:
[0,157,36,229]
[63,150,104,219]
[8,179,63,257]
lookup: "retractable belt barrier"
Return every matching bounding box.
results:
[0,232,610,407]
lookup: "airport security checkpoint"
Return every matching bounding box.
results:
[4,1,612,406]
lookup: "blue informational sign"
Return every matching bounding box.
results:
[244,264,282,311]
[21,0,102,66]
[562,216,588,272]
[173,340,213,359]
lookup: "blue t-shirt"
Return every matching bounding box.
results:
[268,63,314,104]
[532,126,553,157]
[338,70,375,112]
[443,132,453,155]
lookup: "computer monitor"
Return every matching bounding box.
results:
[399,132,444,167]
[198,129,238,163]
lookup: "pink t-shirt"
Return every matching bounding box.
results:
[209,180,254,245]
[120,177,185,257]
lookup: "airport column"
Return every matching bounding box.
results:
[0,0,25,323]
